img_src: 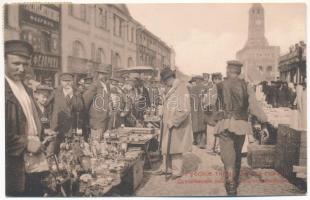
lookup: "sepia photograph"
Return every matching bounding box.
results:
[2,0,307,197]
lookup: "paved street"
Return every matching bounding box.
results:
[136,145,305,196]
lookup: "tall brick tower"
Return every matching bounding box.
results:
[236,3,280,83]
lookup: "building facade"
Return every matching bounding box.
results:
[5,4,62,86]
[236,3,280,83]
[4,3,174,85]
[136,25,173,70]
[61,4,138,82]
[279,42,306,84]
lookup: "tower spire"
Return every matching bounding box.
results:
[245,3,269,47]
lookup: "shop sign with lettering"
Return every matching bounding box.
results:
[19,4,60,30]
[32,52,60,69]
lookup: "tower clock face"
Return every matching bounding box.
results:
[255,19,262,25]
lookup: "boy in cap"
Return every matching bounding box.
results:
[5,40,45,196]
[215,60,268,195]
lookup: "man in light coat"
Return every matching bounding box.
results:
[155,67,193,179]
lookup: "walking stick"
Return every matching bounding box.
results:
[158,117,164,156]
[165,127,172,181]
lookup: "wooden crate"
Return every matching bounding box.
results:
[274,125,302,180]
[133,158,144,190]
[247,144,275,168]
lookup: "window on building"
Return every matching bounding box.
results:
[258,65,263,73]
[41,31,51,53]
[128,57,134,67]
[4,4,9,27]
[113,14,123,37]
[131,28,135,42]
[95,6,108,30]
[91,43,95,61]
[115,53,121,67]
[96,48,105,64]
[69,4,87,22]
[72,40,85,58]
[267,66,272,72]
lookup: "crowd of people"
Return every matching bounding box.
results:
[5,39,305,197]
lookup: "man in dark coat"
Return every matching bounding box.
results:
[83,65,111,141]
[5,40,42,196]
[48,73,84,154]
[215,60,267,195]
[189,75,206,148]
[132,73,151,121]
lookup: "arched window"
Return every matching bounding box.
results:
[72,40,85,58]
[258,66,263,73]
[115,53,121,68]
[128,57,134,67]
[96,48,105,63]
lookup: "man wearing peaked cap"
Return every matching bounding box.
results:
[214,60,268,196]
[5,40,46,196]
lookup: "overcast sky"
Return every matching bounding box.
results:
[127,3,306,76]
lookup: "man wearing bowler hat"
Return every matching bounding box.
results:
[214,60,268,195]
[5,40,43,196]
[154,67,193,179]
[49,72,84,154]
[83,64,111,146]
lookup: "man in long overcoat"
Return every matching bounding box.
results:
[155,67,193,179]
[189,75,206,148]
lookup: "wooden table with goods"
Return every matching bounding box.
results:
[119,127,160,169]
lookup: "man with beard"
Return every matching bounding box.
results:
[49,73,84,154]
[215,60,267,196]
[5,40,45,196]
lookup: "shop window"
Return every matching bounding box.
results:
[72,40,85,58]
[41,31,52,53]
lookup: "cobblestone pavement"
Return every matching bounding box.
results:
[136,145,305,196]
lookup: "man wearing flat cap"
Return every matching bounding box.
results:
[214,60,268,196]
[48,72,84,154]
[5,40,44,196]
[83,64,111,151]
[155,67,193,179]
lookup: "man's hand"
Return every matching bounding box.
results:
[27,136,43,154]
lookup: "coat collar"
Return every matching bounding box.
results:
[165,79,180,100]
